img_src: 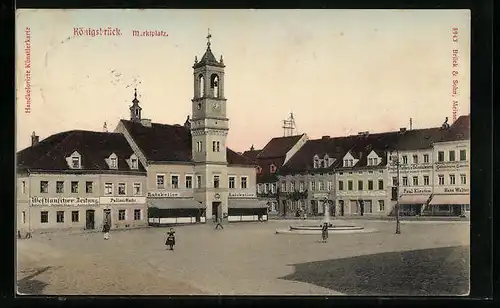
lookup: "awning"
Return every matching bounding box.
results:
[148,198,204,209]
[398,194,431,205]
[229,199,269,209]
[429,194,470,205]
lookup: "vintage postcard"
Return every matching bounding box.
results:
[15,9,470,296]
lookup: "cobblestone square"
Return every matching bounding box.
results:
[17,219,469,295]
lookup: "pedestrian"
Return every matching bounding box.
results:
[103,221,111,240]
[165,228,176,250]
[304,211,307,220]
[321,222,329,243]
[215,216,224,229]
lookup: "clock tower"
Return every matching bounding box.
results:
[191,30,229,222]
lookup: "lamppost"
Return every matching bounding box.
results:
[391,149,401,234]
[323,197,330,225]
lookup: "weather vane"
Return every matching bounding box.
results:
[207,28,212,47]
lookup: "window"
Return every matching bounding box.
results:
[40,181,48,193]
[460,150,466,161]
[110,157,117,168]
[264,184,269,193]
[71,181,79,193]
[402,177,408,186]
[423,154,429,163]
[424,175,430,186]
[118,209,126,221]
[349,171,353,174]
[196,141,202,152]
[319,181,325,191]
[229,176,235,189]
[133,183,141,195]
[241,177,247,189]
[281,182,286,192]
[378,180,384,190]
[72,156,80,168]
[379,170,384,174]
[72,211,79,222]
[413,155,418,164]
[56,211,64,223]
[402,155,408,164]
[368,158,373,166]
[290,181,295,191]
[327,181,333,191]
[86,181,93,193]
[118,183,126,195]
[358,180,363,190]
[348,180,353,191]
[449,150,456,161]
[185,176,193,189]
[358,171,363,175]
[134,209,141,220]
[368,180,374,190]
[22,211,26,224]
[339,172,343,175]
[460,174,467,184]
[349,159,353,166]
[213,175,220,188]
[197,175,202,188]
[56,181,64,193]
[104,183,113,195]
[412,176,418,186]
[299,181,305,192]
[21,181,26,194]
[257,184,262,194]
[438,175,445,185]
[40,211,48,223]
[314,160,319,168]
[368,171,374,174]
[338,181,344,191]
[392,177,398,186]
[131,158,138,169]
[310,181,316,191]
[449,174,456,185]
[270,164,276,173]
[212,141,216,152]
[271,183,276,193]
[373,158,378,165]
[438,151,445,162]
[378,200,385,212]
[171,175,179,189]
[157,175,165,189]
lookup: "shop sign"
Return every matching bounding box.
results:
[229,192,256,198]
[435,162,469,170]
[99,197,146,204]
[147,191,181,198]
[30,197,99,206]
[402,188,432,194]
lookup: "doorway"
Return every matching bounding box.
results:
[103,209,111,226]
[85,210,95,230]
[339,200,345,216]
[212,201,221,220]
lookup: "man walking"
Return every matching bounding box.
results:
[103,221,111,240]
[215,216,224,229]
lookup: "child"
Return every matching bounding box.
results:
[103,222,111,240]
[165,228,176,250]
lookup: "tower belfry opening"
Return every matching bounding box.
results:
[282,112,298,137]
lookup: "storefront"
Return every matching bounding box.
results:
[228,199,269,222]
[147,198,205,225]
[397,188,432,216]
[100,196,148,229]
[428,193,469,216]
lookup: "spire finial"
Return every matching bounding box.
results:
[134,88,137,99]
[207,28,212,48]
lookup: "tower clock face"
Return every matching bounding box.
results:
[212,102,219,109]
[197,103,202,110]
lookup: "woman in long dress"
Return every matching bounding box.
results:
[165,228,176,250]
[321,222,329,243]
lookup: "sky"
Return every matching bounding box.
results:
[15,9,470,152]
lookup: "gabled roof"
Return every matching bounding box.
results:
[17,130,146,173]
[119,120,255,166]
[242,149,262,163]
[257,134,304,159]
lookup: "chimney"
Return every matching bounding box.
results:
[250,144,255,151]
[322,135,330,140]
[140,118,152,127]
[409,118,413,130]
[399,127,407,133]
[31,131,39,146]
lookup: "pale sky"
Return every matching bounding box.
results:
[16,9,470,152]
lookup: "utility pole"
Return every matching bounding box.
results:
[395,148,401,234]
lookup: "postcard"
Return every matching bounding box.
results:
[16,9,470,296]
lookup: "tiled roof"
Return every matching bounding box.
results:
[120,120,255,166]
[257,134,304,159]
[17,130,146,173]
[242,149,262,163]
[279,119,470,174]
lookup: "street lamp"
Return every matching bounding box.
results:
[391,148,401,234]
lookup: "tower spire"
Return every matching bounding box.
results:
[207,28,212,48]
[130,88,142,122]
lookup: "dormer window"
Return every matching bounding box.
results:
[131,158,138,169]
[256,166,262,174]
[270,164,277,173]
[110,157,117,168]
[72,156,80,169]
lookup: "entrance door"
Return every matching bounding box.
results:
[339,200,345,216]
[85,210,95,230]
[212,202,221,220]
[103,209,111,226]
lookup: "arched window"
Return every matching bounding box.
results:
[198,74,204,97]
[210,74,219,98]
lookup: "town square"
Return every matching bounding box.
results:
[15,10,470,296]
